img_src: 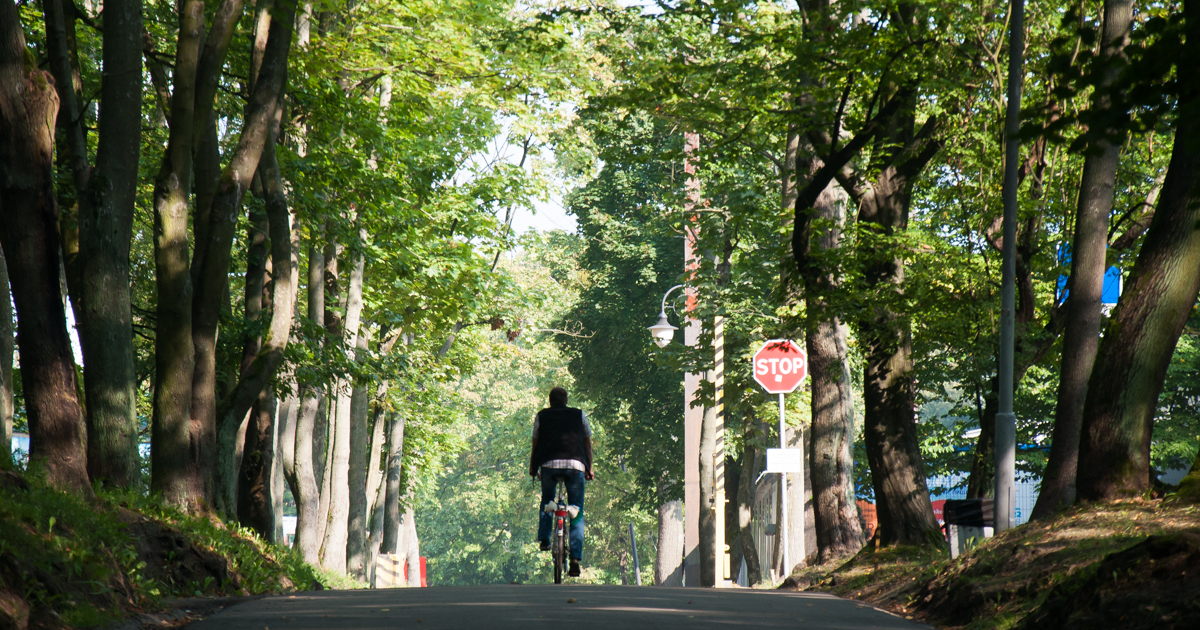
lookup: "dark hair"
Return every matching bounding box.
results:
[549,386,568,407]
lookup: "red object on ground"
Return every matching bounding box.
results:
[751,339,808,394]
[402,557,428,587]
[857,500,878,541]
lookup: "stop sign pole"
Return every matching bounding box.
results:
[752,339,808,577]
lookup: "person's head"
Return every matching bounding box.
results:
[549,386,568,407]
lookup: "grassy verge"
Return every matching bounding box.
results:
[0,470,329,629]
[784,497,1200,630]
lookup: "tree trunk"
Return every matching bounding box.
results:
[320,238,364,572]
[279,391,298,503]
[655,499,684,586]
[382,411,407,553]
[149,0,205,507]
[237,388,277,539]
[857,165,941,547]
[292,236,324,563]
[0,248,13,469]
[698,404,716,586]
[232,205,271,518]
[736,440,762,585]
[366,461,388,585]
[0,5,91,494]
[76,0,142,490]
[206,0,296,516]
[316,394,334,551]
[404,511,421,587]
[800,177,864,563]
[1076,84,1200,500]
[1034,0,1135,519]
[1176,445,1200,503]
[346,332,371,579]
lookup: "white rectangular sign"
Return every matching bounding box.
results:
[766,448,803,473]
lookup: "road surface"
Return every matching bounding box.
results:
[185,585,932,629]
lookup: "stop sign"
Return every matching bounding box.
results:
[752,339,808,394]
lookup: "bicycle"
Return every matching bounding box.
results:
[542,474,578,584]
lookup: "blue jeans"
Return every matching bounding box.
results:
[538,468,585,561]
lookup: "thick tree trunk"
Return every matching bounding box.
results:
[0,249,13,469]
[1034,0,1134,520]
[76,0,142,490]
[655,499,684,586]
[801,178,864,563]
[149,0,205,507]
[320,241,364,572]
[1076,95,1200,501]
[857,167,941,547]
[0,6,90,494]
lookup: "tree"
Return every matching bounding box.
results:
[0,0,90,494]
[1076,0,1200,499]
[1034,0,1136,518]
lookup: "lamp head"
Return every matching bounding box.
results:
[647,312,677,348]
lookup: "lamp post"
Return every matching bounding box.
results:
[648,283,729,587]
[647,284,684,348]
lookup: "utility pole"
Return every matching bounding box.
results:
[683,132,703,585]
[996,0,1025,533]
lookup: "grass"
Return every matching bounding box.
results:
[785,496,1200,630]
[0,469,330,628]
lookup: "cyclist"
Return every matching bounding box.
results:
[529,386,594,577]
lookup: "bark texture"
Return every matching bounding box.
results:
[0,3,90,494]
[1033,0,1134,519]
[1076,58,1200,500]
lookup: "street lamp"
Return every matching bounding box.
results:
[647,284,684,348]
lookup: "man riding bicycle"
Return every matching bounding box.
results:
[529,386,594,577]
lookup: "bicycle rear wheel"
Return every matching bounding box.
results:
[552,516,566,584]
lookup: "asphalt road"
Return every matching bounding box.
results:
[184,585,933,630]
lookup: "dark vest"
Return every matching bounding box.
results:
[530,405,589,475]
